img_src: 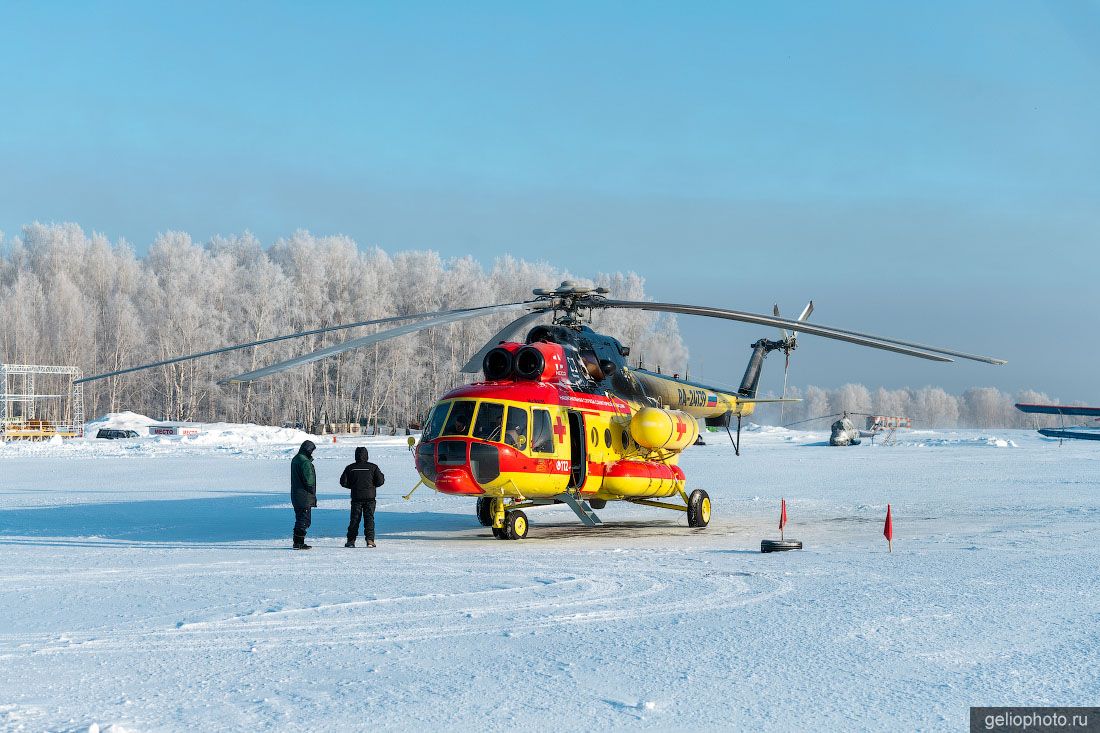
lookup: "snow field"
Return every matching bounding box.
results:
[1,427,1098,731]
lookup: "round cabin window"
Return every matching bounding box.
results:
[590,427,598,446]
[604,428,612,448]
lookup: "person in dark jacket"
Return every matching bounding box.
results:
[339,446,385,548]
[290,440,317,549]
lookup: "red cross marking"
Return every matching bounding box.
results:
[553,416,567,443]
[674,419,686,439]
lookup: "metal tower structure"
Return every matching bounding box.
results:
[0,364,84,440]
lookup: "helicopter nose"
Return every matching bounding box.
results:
[435,467,483,495]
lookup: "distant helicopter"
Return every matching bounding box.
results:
[784,411,913,446]
[80,281,1005,539]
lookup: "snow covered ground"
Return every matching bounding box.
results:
[1,424,1098,732]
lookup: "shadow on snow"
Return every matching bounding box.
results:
[0,492,473,545]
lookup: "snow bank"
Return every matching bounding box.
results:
[182,422,313,446]
[84,412,314,444]
[84,411,160,435]
[896,432,1018,448]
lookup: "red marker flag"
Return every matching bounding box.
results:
[884,503,893,552]
[779,498,788,540]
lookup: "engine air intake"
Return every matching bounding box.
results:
[482,347,515,381]
[514,346,546,380]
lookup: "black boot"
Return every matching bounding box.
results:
[344,539,356,548]
[293,533,311,550]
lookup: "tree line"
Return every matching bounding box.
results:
[0,223,686,431]
[0,222,1065,431]
[751,384,1074,430]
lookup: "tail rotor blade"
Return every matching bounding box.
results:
[773,304,790,342]
[788,300,813,349]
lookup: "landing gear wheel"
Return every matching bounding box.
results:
[588,499,606,509]
[504,510,529,540]
[761,539,802,553]
[476,497,494,526]
[687,489,711,528]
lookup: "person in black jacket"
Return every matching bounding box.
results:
[290,440,317,550]
[339,446,385,547]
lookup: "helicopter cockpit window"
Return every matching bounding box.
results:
[472,401,505,442]
[422,403,450,441]
[531,408,554,453]
[504,407,528,450]
[442,400,475,436]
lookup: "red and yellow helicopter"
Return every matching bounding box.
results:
[80,281,1005,540]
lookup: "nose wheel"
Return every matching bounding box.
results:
[492,508,529,540]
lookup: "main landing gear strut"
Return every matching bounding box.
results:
[476,488,711,539]
[476,497,529,540]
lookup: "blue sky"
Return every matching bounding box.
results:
[2,1,1098,398]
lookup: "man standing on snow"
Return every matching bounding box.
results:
[291,440,317,550]
[339,447,385,548]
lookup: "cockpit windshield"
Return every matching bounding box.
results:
[426,399,531,451]
[422,402,449,441]
[442,400,476,436]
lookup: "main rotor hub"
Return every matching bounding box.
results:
[532,281,610,328]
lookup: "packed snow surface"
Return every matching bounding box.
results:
[1,426,1098,731]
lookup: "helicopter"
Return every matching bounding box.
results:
[79,281,1005,540]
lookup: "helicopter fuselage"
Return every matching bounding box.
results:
[413,378,691,502]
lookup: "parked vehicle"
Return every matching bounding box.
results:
[95,429,140,439]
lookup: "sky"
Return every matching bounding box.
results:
[1,1,1098,400]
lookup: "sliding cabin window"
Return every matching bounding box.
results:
[504,406,528,450]
[442,400,475,436]
[472,401,505,442]
[531,408,554,454]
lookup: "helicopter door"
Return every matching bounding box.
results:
[567,411,587,489]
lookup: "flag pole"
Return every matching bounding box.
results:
[884,503,893,553]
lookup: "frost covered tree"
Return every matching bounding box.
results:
[0,222,1053,430]
[911,387,959,427]
[0,223,690,430]
[828,383,872,417]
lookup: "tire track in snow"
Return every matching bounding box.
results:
[0,564,789,657]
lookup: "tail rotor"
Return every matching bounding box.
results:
[774,301,814,420]
[773,301,814,397]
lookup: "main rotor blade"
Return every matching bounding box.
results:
[221,302,537,384]
[794,317,1005,364]
[599,299,962,363]
[74,304,524,385]
[459,308,550,373]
